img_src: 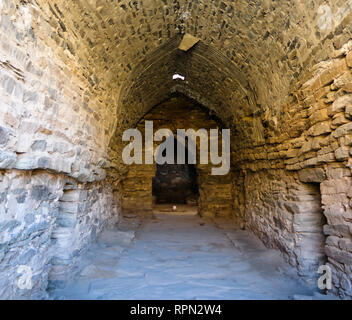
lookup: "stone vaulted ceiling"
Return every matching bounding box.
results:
[3,0,352,299]
[34,0,352,145]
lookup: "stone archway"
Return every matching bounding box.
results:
[120,94,233,219]
[2,0,352,299]
[152,135,199,205]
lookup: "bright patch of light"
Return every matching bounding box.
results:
[173,74,185,80]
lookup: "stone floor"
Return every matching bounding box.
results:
[49,206,332,300]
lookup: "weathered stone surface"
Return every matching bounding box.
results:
[1,0,352,300]
[335,147,350,161]
[31,140,47,151]
[0,126,9,145]
[308,121,331,137]
[0,171,65,299]
[346,51,352,68]
[298,168,326,183]
[310,109,329,125]
[0,151,17,169]
[328,96,352,116]
[60,190,81,202]
[178,34,200,51]
[346,105,352,120]
[333,122,352,138]
[0,169,120,299]
[48,179,120,288]
[325,246,352,265]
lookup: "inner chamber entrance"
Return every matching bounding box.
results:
[152,137,199,205]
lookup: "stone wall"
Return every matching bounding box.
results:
[233,40,352,298]
[49,178,120,289]
[231,169,245,225]
[241,169,326,279]
[0,170,119,299]
[0,0,114,181]
[120,96,234,218]
[2,0,352,299]
[121,164,155,217]
[197,165,233,218]
[0,170,65,299]
[0,1,122,299]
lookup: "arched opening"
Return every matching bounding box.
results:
[121,94,233,218]
[3,0,352,300]
[152,137,199,205]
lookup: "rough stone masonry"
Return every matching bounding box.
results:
[1,0,352,299]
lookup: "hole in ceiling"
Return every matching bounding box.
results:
[173,74,185,80]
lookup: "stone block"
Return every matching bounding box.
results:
[23,90,38,103]
[38,156,51,168]
[286,148,299,158]
[14,155,38,170]
[293,214,324,233]
[346,105,352,119]
[333,72,352,90]
[16,135,33,153]
[326,236,340,248]
[300,139,313,154]
[0,126,9,146]
[333,122,352,138]
[308,121,331,137]
[59,201,80,214]
[284,200,321,215]
[346,51,352,68]
[325,246,352,265]
[309,109,329,125]
[335,147,350,161]
[178,34,200,51]
[321,177,351,194]
[298,168,326,183]
[60,190,81,202]
[326,167,351,179]
[311,136,327,151]
[56,213,77,228]
[2,76,16,95]
[53,142,71,154]
[4,111,20,128]
[332,114,349,127]
[323,224,350,237]
[0,151,17,169]
[338,239,352,253]
[328,95,352,116]
[31,185,50,201]
[324,207,346,225]
[50,158,72,174]
[31,140,47,151]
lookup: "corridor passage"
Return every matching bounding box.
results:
[50,207,320,300]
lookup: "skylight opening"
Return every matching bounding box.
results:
[173,74,185,81]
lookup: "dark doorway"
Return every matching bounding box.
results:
[152,138,199,204]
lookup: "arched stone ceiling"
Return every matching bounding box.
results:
[116,35,257,135]
[34,0,352,146]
